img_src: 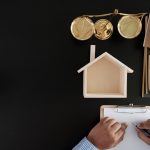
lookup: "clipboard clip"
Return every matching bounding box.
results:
[115,104,147,114]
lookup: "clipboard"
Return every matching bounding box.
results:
[100,104,150,150]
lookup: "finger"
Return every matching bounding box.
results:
[101,117,109,122]
[101,117,110,124]
[136,128,150,145]
[100,117,108,121]
[115,123,127,137]
[147,119,150,123]
[116,132,125,144]
[146,119,150,126]
[114,127,126,147]
[110,124,127,148]
[111,122,122,133]
[138,121,150,129]
[121,123,128,130]
[105,119,117,127]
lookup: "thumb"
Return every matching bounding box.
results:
[136,128,150,145]
[138,122,150,129]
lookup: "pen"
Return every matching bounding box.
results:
[132,123,150,138]
[137,126,150,137]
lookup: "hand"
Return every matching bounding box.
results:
[87,117,127,150]
[136,119,150,145]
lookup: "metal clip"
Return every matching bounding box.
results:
[115,104,147,114]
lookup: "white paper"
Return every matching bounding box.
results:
[104,108,150,150]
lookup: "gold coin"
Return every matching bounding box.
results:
[118,15,142,39]
[70,16,94,40]
[94,19,113,40]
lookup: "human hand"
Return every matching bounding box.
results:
[87,117,127,150]
[136,119,150,145]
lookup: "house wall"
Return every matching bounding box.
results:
[86,57,122,94]
[119,68,127,96]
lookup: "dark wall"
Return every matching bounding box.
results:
[0,0,150,150]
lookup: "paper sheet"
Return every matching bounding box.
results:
[104,108,150,150]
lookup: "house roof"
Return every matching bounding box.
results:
[77,52,134,73]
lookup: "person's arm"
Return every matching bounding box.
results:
[136,119,150,145]
[72,117,127,150]
[72,137,98,150]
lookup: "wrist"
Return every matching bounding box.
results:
[87,135,103,150]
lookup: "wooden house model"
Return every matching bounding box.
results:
[78,45,134,98]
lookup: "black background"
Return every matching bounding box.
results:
[0,0,150,150]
